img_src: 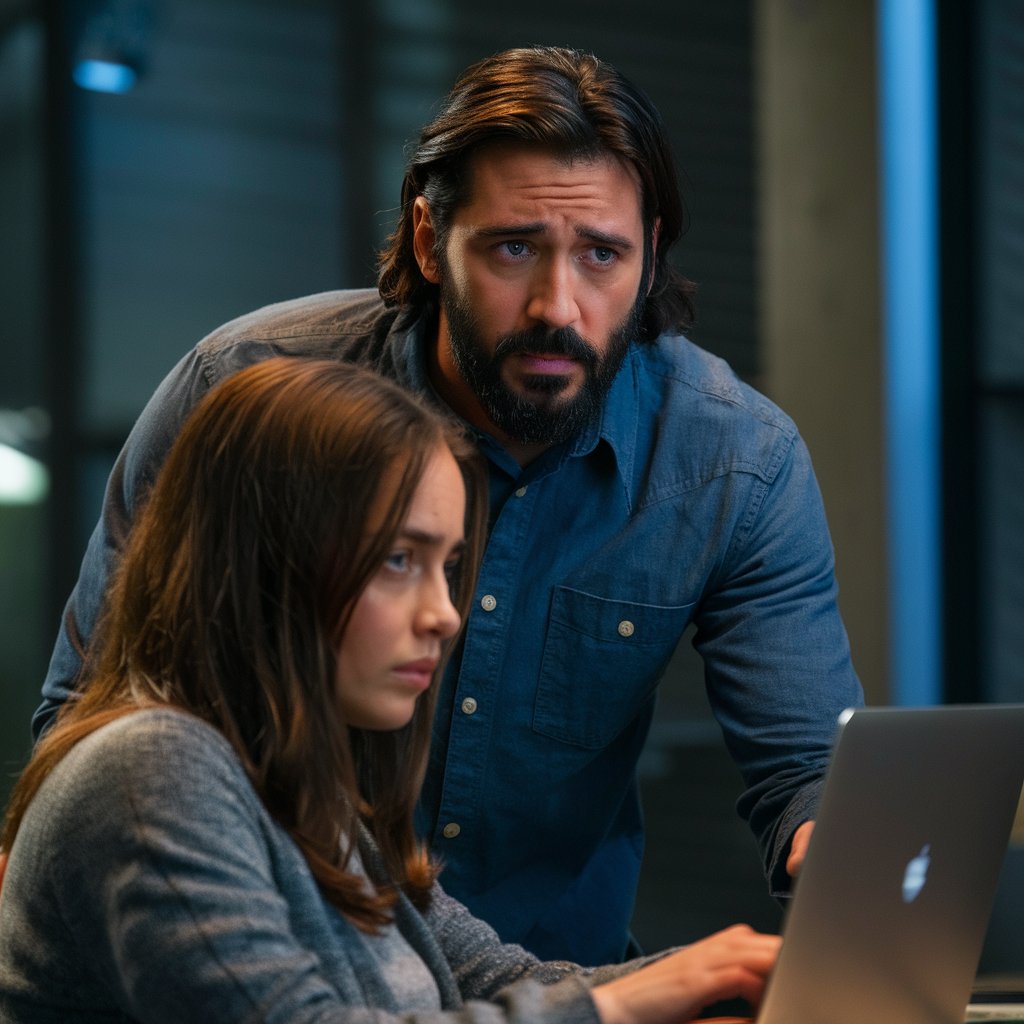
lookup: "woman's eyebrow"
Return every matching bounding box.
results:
[397,528,466,552]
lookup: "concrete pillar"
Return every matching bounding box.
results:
[755,0,889,702]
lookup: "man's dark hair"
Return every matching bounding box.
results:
[377,45,696,340]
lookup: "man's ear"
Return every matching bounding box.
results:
[412,197,441,284]
[645,216,661,296]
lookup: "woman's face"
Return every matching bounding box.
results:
[335,446,466,730]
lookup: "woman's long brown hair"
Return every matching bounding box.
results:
[1,358,487,930]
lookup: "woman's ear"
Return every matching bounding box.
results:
[412,197,441,284]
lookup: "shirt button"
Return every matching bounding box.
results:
[480,594,497,612]
[617,620,635,638]
[461,697,478,715]
[442,822,461,839]
[514,486,528,497]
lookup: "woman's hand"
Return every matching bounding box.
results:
[590,924,781,1024]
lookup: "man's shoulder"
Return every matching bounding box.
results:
[621,334,801,490]
[196,289,400,364]
[636,333,797,440]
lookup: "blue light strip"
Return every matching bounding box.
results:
[878,0,941,705]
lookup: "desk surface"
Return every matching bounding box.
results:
[964,1008,1024,1022]
[696,974,1024,1022]
[969,975,1024,1020]
[696,1011,1024,1023]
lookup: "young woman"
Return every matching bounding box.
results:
[0,358,779,1023]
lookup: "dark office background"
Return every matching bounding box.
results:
[0,0,1021,969]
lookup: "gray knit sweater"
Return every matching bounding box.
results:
[0,710,651,1022]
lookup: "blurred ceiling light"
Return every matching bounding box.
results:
[72,0,153,94]
[72,56,138,93]
[73,56,138,93]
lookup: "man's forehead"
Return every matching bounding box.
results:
[457,142,645,221]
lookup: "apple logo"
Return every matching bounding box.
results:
[902,844,931,903]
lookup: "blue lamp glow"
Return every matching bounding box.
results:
[72,57,138,94]
[72,0,152,95]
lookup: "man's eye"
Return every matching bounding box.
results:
[500,241,529,258]
[592,246,616,263]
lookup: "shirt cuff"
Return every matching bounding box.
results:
[767,777,825,898]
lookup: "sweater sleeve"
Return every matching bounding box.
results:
[419,884,666,1022]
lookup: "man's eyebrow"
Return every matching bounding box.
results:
[471,223,636,251]
[575,225,636,251]
[472,222,546,238]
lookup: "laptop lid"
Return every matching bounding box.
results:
[757,704,1024,1024]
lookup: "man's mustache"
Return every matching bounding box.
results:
[493,326,600,368]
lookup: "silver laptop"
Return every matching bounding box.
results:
[756,704,1024,1024]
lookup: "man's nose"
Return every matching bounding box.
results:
[525,260,579,329]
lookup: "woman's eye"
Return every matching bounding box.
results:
[384,550,412,573]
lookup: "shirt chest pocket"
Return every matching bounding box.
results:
[532,586,693,750]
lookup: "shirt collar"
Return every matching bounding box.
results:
[575,345,639,467]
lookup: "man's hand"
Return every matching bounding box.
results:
[785,820,815,878]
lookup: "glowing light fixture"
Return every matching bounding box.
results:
[0,408,51,506]
[73,56,138,94]
[72,0,153,95]
[0,443,49,506]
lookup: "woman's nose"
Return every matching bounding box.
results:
[417,573,461,639]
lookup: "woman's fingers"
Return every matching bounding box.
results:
[591,924,782,1024]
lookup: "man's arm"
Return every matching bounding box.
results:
[693,430,863,894]
[34,291,391,739]
[33,349,215,739]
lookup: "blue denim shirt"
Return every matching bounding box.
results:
[35,290,863,966]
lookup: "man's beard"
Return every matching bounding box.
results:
[440,280,644,447]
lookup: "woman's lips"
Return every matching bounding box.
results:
[393,659,438,689]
